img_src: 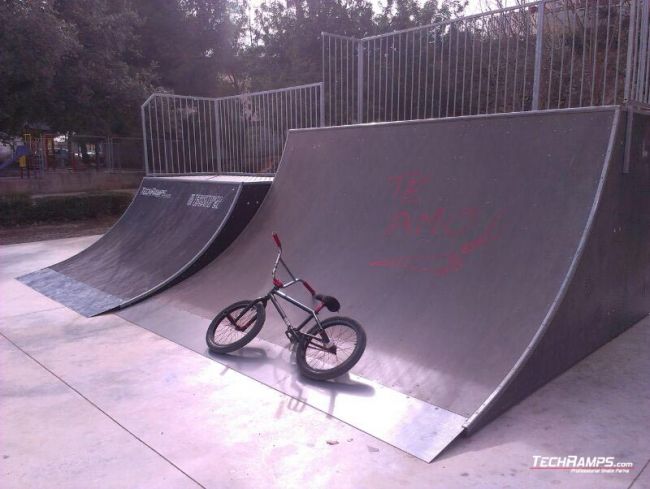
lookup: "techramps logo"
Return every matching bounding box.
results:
[186,193,225,209]
[141,187,172,199]
[530,455,634,474]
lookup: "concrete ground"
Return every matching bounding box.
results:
[1,236,649,489]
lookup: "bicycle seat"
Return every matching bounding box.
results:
[314,294,340,312]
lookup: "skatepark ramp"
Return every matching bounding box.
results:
[20,176,270,316]
[120,105,650,461]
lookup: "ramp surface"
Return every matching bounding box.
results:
[21,176,270,316]
[120,107,650,460]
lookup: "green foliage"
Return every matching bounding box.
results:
[0,0,468,136]
[0,191,134,227]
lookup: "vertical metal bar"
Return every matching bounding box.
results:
[522,10,531,109]
[173,98,181,173]
[417,31,422,119]
[461,21,468,115]
[202,99,208,172]
[590,0,600,106]
[440,27,446,117]
[160,97,167,172]
[397,33,402,120]
[153,97,162,173]
[558,0,569,108]
[478,21,485,114]
[373,38,378,121]
[625,0,638,101]
[322,33,326,125]
[567,1,577,107]
[148,102,155,174]
[424,30,430,118]
[404,31,410,120]
[141,103,150,174]
[328,35,332,125]
[470,20,477,115]
[411,30,416,120]
[601,0,613,105]
[385,36,390,120]
[636,0,649,101]
[446,24,452,116]
[486,16,493,114]
[357,40,364,123]
[214,101,222,173]
[545,9,554,110]
[532,0,546,110]
[644,10,650,102]
[391,35,396,120]
[503,13,511,112]
[165,97,174,172]
[513,11,521,111]
[579,3,589,105]
[453,23,460,116]
[494,13,503,113]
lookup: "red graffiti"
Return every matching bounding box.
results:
[371,212,502,276]
[388,171,431,204]
[384,207,480,238]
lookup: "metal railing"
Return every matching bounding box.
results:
[142,83,324,175]
[323,0,650,125]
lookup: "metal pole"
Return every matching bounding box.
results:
[636,0,649,101]
[357,39,364,123]
[531,0,546,110]
[214,100,223,174]
[319,82,325,127]
[624,0,638,102]
[141,104,150,174]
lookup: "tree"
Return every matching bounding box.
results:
[0,0,153,136]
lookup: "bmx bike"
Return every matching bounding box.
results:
[205,233,367,380]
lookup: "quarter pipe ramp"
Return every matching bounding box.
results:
[20,176,270,316]
[120,106,650,460]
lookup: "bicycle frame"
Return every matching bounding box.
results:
[247,234,332,346]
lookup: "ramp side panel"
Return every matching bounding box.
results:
[122,108,617,419]
[469,109,650,430]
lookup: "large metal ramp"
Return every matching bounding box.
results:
[20,176,270,316]
[120,107,650,461]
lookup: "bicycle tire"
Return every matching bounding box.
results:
[206,300,266,353]
[296,316,366,380]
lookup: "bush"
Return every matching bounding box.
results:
[0,191,133,227]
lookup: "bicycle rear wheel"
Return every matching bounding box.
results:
[296,317,366,380]
[206,300,265,353]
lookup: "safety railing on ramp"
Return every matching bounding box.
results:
[323,0,650,125]
[141,83,324,176]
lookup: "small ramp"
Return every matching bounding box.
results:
[20,176,270,316]
[120,107,650,461]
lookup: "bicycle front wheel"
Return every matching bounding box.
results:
[296,317,367,380]
[206,300,265,354]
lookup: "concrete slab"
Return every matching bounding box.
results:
[0,336,200,489]
[1,236,648,488]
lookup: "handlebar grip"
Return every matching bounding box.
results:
[272,233,282,248]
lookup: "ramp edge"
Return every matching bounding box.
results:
[463,107,622,431]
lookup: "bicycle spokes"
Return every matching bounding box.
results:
[213,307,258,344]
[303,324,358,370]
